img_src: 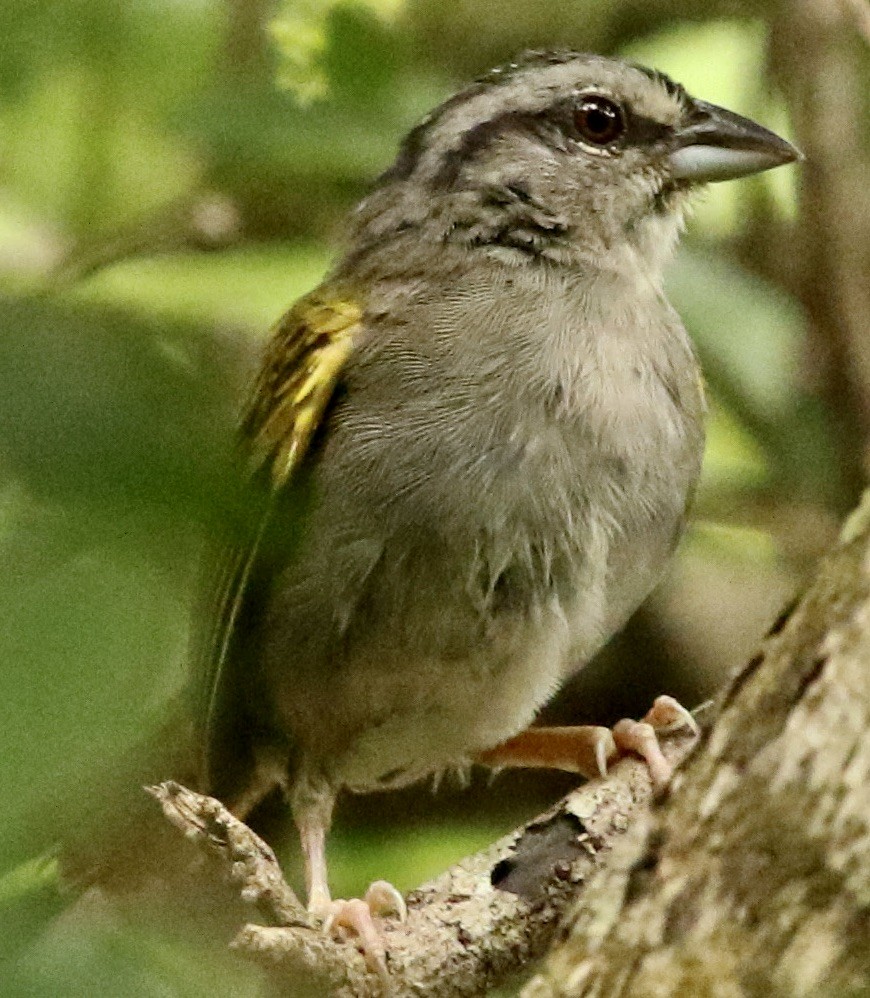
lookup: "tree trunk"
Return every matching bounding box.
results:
[524,494,870,998]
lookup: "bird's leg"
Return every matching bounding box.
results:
[225,743,289,822]
[477,724,617,780]
[297,810,332,914]
[476,695,698,792]
[293,778,406,988]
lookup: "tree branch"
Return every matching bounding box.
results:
[147,732,700,997]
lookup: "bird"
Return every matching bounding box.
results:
[195,50,800,972]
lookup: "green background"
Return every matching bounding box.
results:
[0,0,865,993]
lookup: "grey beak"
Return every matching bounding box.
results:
[669,100,802,183]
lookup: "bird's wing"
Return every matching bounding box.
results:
[194,290,361,791]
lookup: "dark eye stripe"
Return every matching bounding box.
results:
[430,109,552,188]
[378,52,689,188]
[378,81,491,183]
[623,109,675,147]
[381,85,679,193]
[426,100,675,189]
[562,96,675,150]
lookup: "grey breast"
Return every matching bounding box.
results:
[258,257,705,784]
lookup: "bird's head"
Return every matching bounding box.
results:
[347,51,799,278]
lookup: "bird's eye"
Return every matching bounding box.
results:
[573,96,626,147]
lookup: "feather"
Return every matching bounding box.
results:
[193,291,361,792]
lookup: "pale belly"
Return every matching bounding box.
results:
[329,595,572,793]
[314,498,681,794]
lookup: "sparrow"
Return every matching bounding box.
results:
[195,50,800,973]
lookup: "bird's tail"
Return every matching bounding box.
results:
[59,700,202,895]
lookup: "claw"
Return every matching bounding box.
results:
[594,729,612,779]
[312,881,405,992]
[643,695,700,736]
[327,898,390,988]
[365,880,407,922]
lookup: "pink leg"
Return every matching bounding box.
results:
[297,812,332,914]
[296,806,406,988]
[476,695,699,792]
[476,725,617,780]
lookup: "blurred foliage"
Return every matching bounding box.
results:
[0,0,862,993]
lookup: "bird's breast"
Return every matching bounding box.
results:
[267,268,705,790]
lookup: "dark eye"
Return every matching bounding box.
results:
[573,96,626,147]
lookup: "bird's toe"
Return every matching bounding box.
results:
[313,882,405,991]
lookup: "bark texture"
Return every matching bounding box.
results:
[524,494,870,998]
[148,728,698,998]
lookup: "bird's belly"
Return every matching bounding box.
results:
[270,383,701,795]
[290,491,682,796]
[326,594,574,793]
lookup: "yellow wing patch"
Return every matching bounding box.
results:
[197,291,361,785]
[243,292,361,488]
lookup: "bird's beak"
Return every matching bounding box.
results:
[669,100,802,183]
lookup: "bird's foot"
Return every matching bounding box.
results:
[612,695,700,792]
[311,880,406,988]
[476,695,699,792]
